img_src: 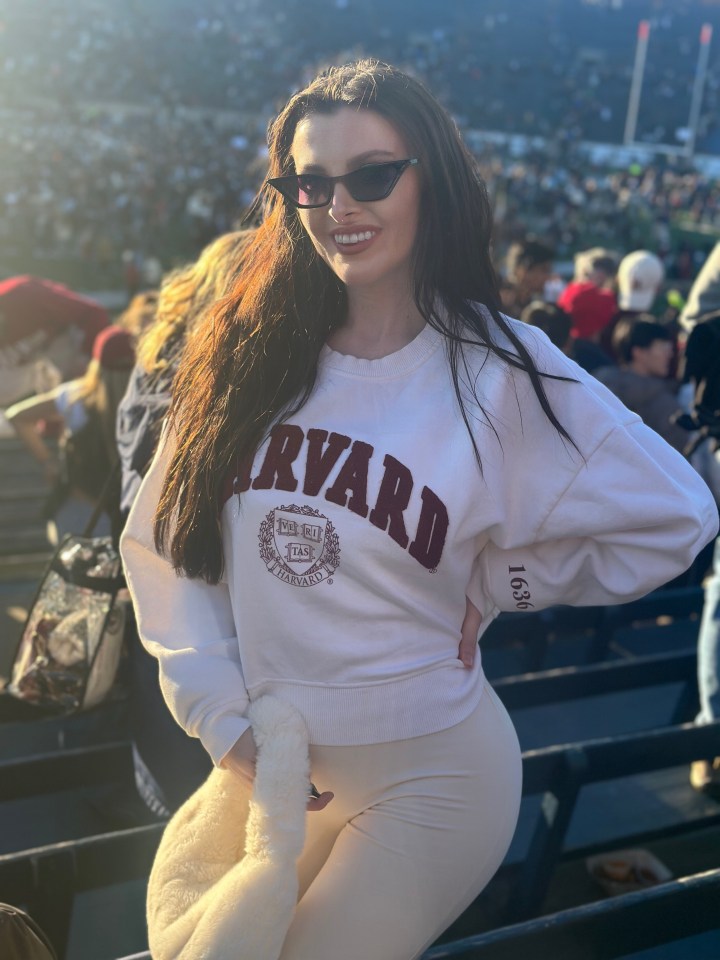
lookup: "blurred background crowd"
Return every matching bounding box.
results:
[2,0,720,289]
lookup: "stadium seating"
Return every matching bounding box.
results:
[1,718,717,958]
[0,436,53,560]
[481,587,703,677]
[424,868,720,959]
[0,533,716,958]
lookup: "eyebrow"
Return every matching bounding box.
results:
[295,150,398,174]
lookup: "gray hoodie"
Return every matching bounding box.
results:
[594,365,687,453]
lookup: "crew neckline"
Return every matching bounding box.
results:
[320,323,444,378]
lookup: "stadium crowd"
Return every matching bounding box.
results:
[3,0,719,145]
[2,108,719,284]
[2,0,720,280]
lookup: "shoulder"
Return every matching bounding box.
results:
[458,305,642,456]
[460,306,588,388]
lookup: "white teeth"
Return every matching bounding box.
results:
[336,231,374,245]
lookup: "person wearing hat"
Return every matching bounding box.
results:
[6,325,135,544]
[0,275,109,409]
[553,247,620,373]
[557,280,617,373]
[617,250,665,314]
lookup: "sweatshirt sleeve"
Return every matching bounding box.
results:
[473,418,718,614]
[120,429,251,766]
[467,328,718,611]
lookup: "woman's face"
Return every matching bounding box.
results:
[289,107,421,296]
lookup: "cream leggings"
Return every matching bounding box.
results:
[279,681,523,960]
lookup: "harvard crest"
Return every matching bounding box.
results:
[258,505,340,587]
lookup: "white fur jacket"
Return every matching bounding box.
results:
[146,696,311,960]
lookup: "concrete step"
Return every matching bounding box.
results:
[0,501,46,526]
[0,553,51,581]
[0,528,50,557]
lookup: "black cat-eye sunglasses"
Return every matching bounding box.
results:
[266,158,419,209]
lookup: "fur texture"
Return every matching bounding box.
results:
[147,696,311,960]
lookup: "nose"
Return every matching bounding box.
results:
[329,181,359,222]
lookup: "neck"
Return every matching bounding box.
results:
[328,284,425,360]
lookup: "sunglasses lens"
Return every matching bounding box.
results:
[348,163,401,201]
[271,161,412,207]
[295,175,330,208]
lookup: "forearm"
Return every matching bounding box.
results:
[121,427,252,765]
[220,728,257,784]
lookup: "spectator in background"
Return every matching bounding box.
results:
[115,291,160,339]
[557,280,616,373]
[610,251,672,367]
[501,237,555,315]
[679,242,720,333]
[116,229,255,818]
[572,247,619,290]
[595,317,686,454]
[616,250,665,315]
[520,300,572,354]
[692,526,720,798]
[5,326,134,545]
[678,252,720,797]
[0,276,108,407]
[117,230,254,520]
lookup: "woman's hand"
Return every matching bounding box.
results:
[307,787,334,812]
[458,597,482,669]
[223,727,334,812]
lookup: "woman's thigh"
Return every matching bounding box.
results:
[282,683,522,960]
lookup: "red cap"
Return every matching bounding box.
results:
[557,282,618,339]
[91,325,135,370]
[0,275,108,353]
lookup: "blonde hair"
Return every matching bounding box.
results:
[137,230,256,374]
[116,291,160,338]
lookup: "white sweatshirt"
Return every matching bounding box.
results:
[121,320,718,764]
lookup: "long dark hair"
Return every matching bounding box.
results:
[156,59,574,583]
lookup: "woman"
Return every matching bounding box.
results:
[7,325,134,544]
[121,61,717,959]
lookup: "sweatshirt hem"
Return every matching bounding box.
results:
[246,662,486,745]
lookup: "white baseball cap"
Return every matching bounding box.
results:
[617,251,665,311]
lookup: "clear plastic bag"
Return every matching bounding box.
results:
[7,535,126,713]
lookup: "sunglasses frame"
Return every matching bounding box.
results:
[266,158,419,209]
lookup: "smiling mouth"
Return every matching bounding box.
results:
[334,230,377,245]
